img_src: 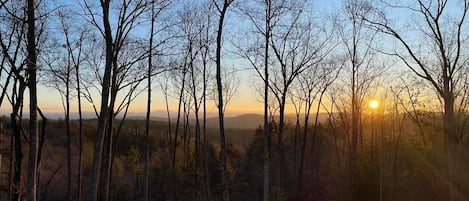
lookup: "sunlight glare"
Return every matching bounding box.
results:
[369,100,379,109]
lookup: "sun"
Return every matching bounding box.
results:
[369,100,379,109]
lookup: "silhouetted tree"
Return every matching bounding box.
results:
[336,0,384,199]
[213,0,235,200]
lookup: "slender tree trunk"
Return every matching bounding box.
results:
[293,110,300,171]
[182,105,188,151]
[172,69,186,172]
[11,111,23,201]
[0,121,2,198]
[103,65,119,201]
[189,44,203,199]
[8,119,14,201]
[443,86,458,201]
[263,2,271,200]
[308,89,326,201]
[66,75,72,201]
[26,0,39,200]
[103,114,115,201]
[188,42,202,170]
[215,2,231,200]
[10,79,26,201]
[36,108,47,201]
[171,68,187,201]
[164,90,172,151]
[350,60,358,201]
[144,4,155,200]
[143,84,151,201]
[295,100,312,201]
[202,76,211,201]
[202,18,212,201]
[76,51,84,201]
[276,94,286,191]
[90,1,113,200]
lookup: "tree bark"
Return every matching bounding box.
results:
[10,111,23,201]
[263,1,271,201]
[276,93,287,191]
[214,1,233,200]
[90,1,113,200]
[444,84,457,201]
[76,43,84,201]
[66,68,72,201]
[202,8,212,200]
[26,0,39,200]
[144,3,155,200]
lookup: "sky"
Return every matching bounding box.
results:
[4,0,462,120]
[8,0,340,119]
[17,0,340,116]
[7,0,461,118]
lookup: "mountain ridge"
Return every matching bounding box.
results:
[129,113,329,129]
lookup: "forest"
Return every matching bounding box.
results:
[1,0,469,201]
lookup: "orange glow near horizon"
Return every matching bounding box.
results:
[26,85,318,117]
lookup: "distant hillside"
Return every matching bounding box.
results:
[127,113,330,129]
[205,113,329,129]
[205,113,264,129]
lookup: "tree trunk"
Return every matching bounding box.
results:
[26,0,39,200]
[10,112,23,201]
[295,99,312,201]
[171,68,186,201]
[215,2,230,200]
[202,15,212,201]
[350,62,359,201]
[308,90,326,200]
[276,93,286,192]
[172,69,186,171]
[8,119,13,201]
[10,78,26,201]
[103,59,119,201]
[66,74,72,201]
[189,44,203,200]
[263,1,270,201]
[443,88,457,201]
[36,108,47,201]
[102,115,115,201]
[144,4,155,199]
[76,48,84,201]
[90,1,113,200]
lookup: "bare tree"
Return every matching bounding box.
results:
[42,9,86,201]
[142,0,173,199]
[170,60,187,173]
[80,1,170,200]
[0,1,47,200]
[213,0,235,200]
[336,0,384,199]
[262,1,271,194]
[177,1,205,173]
[360,1,469,200]
[235,1,296,198]
[200,2,215,200]
[267,1,334,192]
[82,0,113,199]
[0,2,28,200]
[71,23,93,201]
[177,2,221,199]
[295,60,340,200]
